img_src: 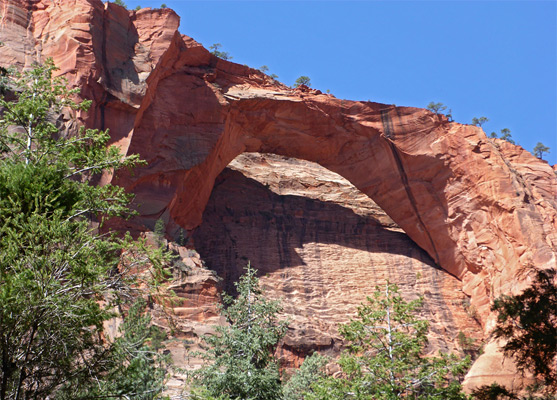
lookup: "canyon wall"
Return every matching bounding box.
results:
[1,0,556,390]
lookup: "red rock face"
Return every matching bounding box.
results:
[194,153,484,369]
[1,0,556,390]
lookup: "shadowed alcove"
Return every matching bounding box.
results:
[191,152,483,364]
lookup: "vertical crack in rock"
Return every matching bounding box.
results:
[381,109,441,265]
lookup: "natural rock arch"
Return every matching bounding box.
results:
[1,0,556,389]
[124,75,556,314]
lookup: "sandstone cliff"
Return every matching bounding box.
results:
[1,0,556,390]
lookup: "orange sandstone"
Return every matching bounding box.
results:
[1,0,556,390]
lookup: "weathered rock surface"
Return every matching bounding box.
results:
[1,0,556,390]
[195,153,484,368]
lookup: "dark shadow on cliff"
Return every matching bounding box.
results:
[192,168,441,295]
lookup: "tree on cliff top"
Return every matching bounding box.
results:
[305,283,470,400]
[499,128,515,144]
[210,43,232,60]
[191,263,288,400]
[294,76,311,88]
[472,116,489,127]
[489,129,515,144]
[0,60,170,399]
[427,102,448,114]
[112,0,127,8]
[533,142,550,160]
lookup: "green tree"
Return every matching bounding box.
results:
[0,60,170,399]
[472,116,489,127]
[488,129,515,144]
[283,353,328,400]
[154,217,166,246]
[259,66,278,80]
[533,142,550,160]
[209,43,232,60]
[58,298,170,399]
[472,269,557,400]
[177,228,186,246]
[294,76,311,88]
[472,383,517,400]
[161,3,167,8]
[426,102,448,115]
[191,263,288,400]
[499,128,515,144]
[113,0,127,7]
[492,268,556,389]
[306,283,470,400]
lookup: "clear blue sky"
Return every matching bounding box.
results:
[122,0,557,165]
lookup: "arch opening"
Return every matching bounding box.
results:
[191,152,483,366]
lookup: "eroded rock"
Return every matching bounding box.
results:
[1,0,556,390]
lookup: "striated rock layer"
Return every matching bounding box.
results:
[195,153,484,367]
[1,0,556,389]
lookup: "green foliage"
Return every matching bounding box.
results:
[283,353,328,400]
[135,5,142,10]
[427,102,448,114]
[191,263,288,400]
[457,331,482,359]
[259,66,278,80]
[472,382,556,400]
[161,3,167,8]
[294,76,311,88]
[533,142,550,159]
[306,283,470,400]
[488,129,515,144]
[177,228,186,246]
[472,116,489,127]
[209,43,232,60]
[58,298,170,400]
[492,268,557,389]
[113,0,127,8]
[472,383,517,400]
[472,269,557,400]
[0,60,170,399]
[499,128,515,144]
[155,218,166,245]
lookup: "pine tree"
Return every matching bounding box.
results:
[209,43,232,60]
[472,117,489,127]
[499,128,515,144]
[426,102,448,114]
[294,76,311,88]
[307,283,470,400]
[492,268,556,390]
[154,217,166,246]
[533,142,550,160]
[58,298,170,400]
[472,272,556,400]
[0,59,170,399]
[283,353,328,400]
[191,263,288,400]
